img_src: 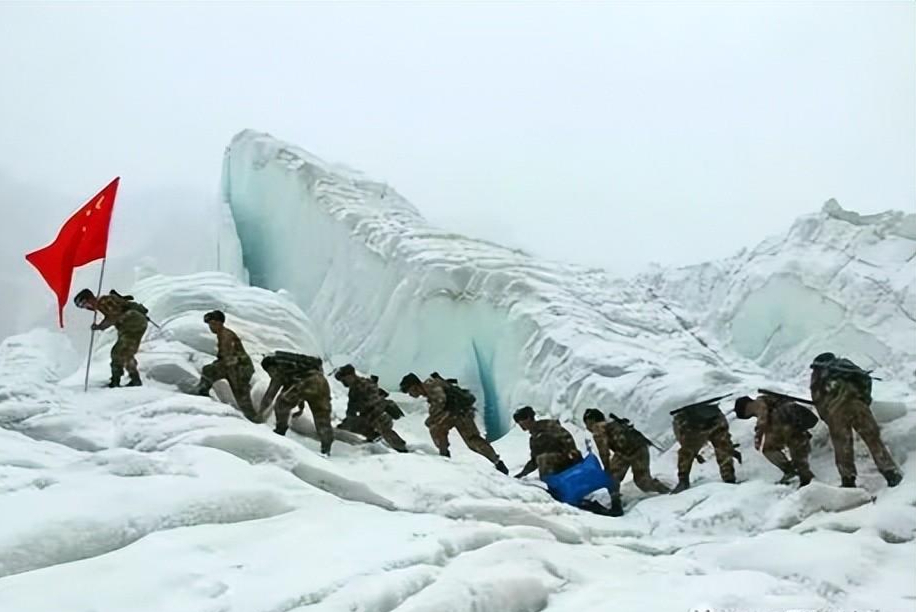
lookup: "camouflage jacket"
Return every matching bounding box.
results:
[519,419,581,477]
[422,377,451,428]
[754,396,816,448]
[262,369,329,411]
[347,375,386,417]
[215,326,251,367]
[589,419,646,467]
[95,295,146,332]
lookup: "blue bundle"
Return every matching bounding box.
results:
[542,453,615,506]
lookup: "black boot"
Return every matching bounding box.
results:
[320,442,332,456]
[882,470,903,487]
[609,494,624,517]
[798,473,813,487]
[777,470,796,485]
[841,476,857,488]
[671,477,690,494]
[274,425,288,437]
[107,378,121,388]
[494,460,509,475]
[439,449,451,458]
[126,373,142,387]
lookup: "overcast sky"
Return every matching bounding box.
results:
[1,2,913,307]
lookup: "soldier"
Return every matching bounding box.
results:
[514,406,622,516]
[734,394,817,487]
[260,352,333,454]
[582,409,670,494]
[192,310,257,422]
[399,372,508,474]
[809,352,902,488]
[74,288,149,388]
[335,364,408,453]
[671,401,739,493]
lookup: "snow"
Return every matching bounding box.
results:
[1,133,915,610]
[1,269,914,610]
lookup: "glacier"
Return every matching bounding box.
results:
[222,131,771,438]
[221,130,916,439]
[0,130,914,611]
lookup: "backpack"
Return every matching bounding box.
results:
[430,373,476,415]
[108,290,148,316]
[792,406,819,430]
[272,351,323,379]
[677,402,722,427]
[824,357,873,404]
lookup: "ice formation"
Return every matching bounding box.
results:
[0,131,913,611]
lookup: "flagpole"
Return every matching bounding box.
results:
[83,257,108,392]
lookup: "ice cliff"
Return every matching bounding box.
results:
[222,131,773,438]
[222,131,915,437]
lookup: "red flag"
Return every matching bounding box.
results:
[25,178,120,327]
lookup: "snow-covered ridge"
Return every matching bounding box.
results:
[641,198,916,395]
[222,130,770,438]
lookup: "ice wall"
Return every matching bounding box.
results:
[222,131,763,439]
[641,199,916,395]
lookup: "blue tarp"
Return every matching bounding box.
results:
[542,453,615,506]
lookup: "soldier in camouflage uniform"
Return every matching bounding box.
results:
[734,394,816,487]
[74,288,148,388]
[335,365,408,453]
[582,409,670,494]
[260,353,334,453]
[192,310,258,422]
[400,373,508,474]
[514,407,623,516]
[513,406,583,478]
[671,402,738,493]
[809,352,902,488]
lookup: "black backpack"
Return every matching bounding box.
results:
[431,373,476,415]
[793,407,819,430]
[824,357,873,404]
[272,351,323,379]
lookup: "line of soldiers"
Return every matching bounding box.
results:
[76,289,904,518]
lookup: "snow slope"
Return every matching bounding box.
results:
[0,289,914,611]
[2,132,914,611]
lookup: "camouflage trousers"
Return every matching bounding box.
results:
[341,406,408,452]
[275,383,333,454]
[110,312,148,382]
[674,413,736,483]
[608,445,670,493]
[199,359,257,422]
[816,387,898,481]
[759,424,814,482]
[427,413,500,464]
[536,450,583,479]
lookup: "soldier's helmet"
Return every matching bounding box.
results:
[582,408,605,424]
[810,352,836,369]
[513,406,536,422]
[203,310,226,324]
[399,373,422,392]
[733,396,754,419]
[73,288,95,307]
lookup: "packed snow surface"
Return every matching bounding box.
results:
[1,132,914,610]
[0,309,914,611]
